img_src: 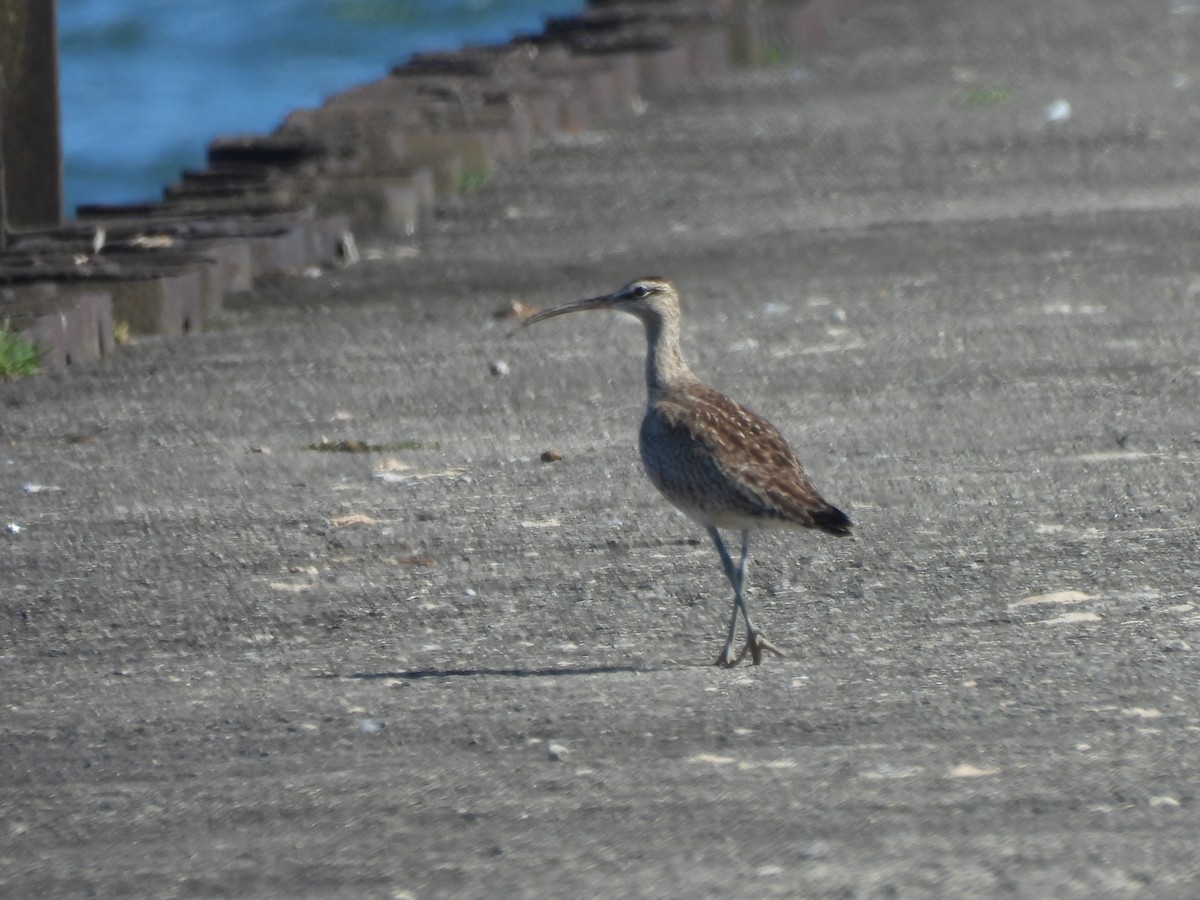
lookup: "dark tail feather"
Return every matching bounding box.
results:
[813,503,853,537]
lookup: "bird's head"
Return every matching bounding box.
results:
[514,277,680,332]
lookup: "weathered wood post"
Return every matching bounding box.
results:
[0,0,64,250]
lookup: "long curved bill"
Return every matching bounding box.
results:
[512,293,616,332]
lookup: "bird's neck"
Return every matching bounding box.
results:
[642,313,693,401]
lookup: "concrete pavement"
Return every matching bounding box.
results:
[3,0,1199,896]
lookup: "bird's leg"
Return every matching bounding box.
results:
[729,530,784,666]
[707,528,784,667]
[707,527,743,667]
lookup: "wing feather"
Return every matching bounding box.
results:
[650,381,852,535]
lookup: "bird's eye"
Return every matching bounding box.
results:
[630,285,650,299]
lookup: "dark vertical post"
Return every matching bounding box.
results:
[0,79,7,252]
[0,0,64,246]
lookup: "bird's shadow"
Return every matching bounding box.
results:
[314,664,653,682]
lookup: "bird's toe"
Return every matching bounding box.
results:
[744,631,785,666]
[714,645,740,668]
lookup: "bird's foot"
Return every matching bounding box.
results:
[741,630,785,666]
[714,631,785,667]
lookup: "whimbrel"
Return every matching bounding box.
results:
[517,277,852,667]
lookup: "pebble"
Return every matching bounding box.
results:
[489,360,510,377]
[1045,99,1072,122]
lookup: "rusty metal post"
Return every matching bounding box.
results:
[0,0,64,246]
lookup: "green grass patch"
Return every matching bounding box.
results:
[957,87,1013,106]
[758,44,789,67]
[0,320,41,380]
[460,169,491,193]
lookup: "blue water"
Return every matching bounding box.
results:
[59,0,586,214]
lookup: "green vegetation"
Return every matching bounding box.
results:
[957,87,1013,106]
[460,169,491,193]
[0,321,41,380]
[758,44,789,67]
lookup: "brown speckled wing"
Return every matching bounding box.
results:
[646,381,852,535]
